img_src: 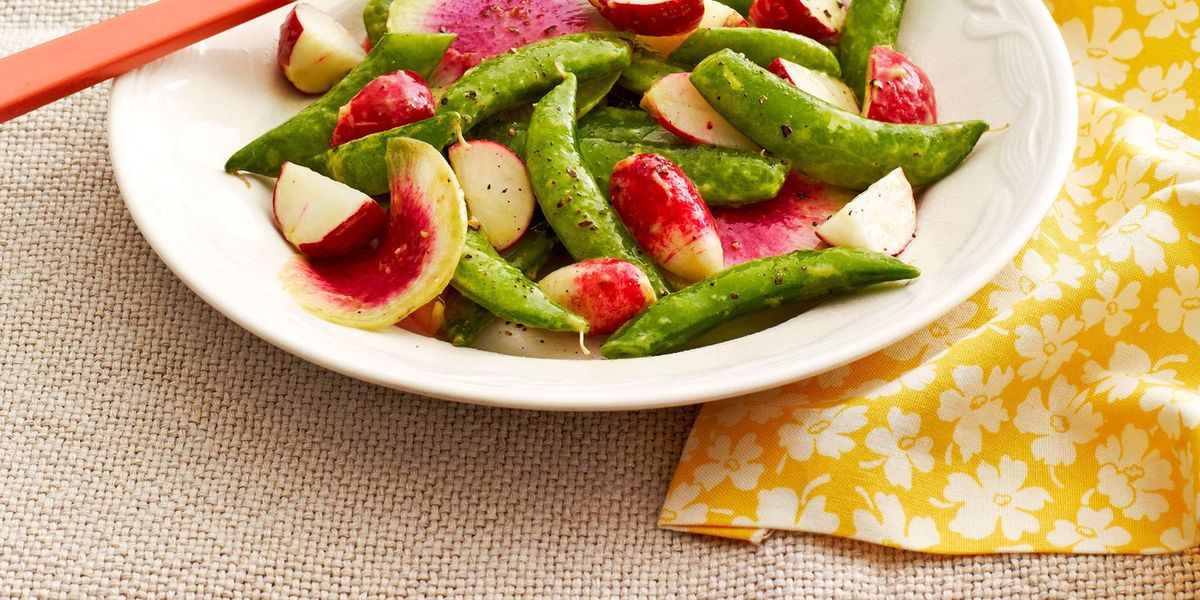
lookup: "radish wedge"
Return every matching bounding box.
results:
[641,73,758,151]
[863,46,938,125]
[278,4,366,94]
[713,172,853,267]
[816,168,916,255]
[591,0,705,36]
[749,0,845,42]
[447,140,537,251]
[768,57,859,113]
[281,138,468,329]
[330,70,436,146]
[538,259,657,335]
[637,0,748,57]
[273,162,386,258]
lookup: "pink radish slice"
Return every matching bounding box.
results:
[590,0,705,36]
[387,0,611,83]
[447,140,537,251]
[637,0,748,57]
[641,73,759,151]
[538,259,657,335]
[273,162,387,259]
[749,0,845,42]
[330,70,436,146]
[712,172,854,267]
[863,46,938,124]
[277,4,366,94]
[815,168,917,256]
[609,153,723,281]
[768,57,859,113]
[281,138,467,330]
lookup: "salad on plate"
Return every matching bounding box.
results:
[225,0,987,359]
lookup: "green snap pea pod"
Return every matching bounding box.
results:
[618,52,684,95]
[577,107,683,145]
[577,70,621,117]
[450,227,588,335]
[442,223,560,346]
[225,33,454,176]
[840,0,906,101]
[305,112,462,195]
[579,139,787,205]
[362,0,391,47]
[526,74,670,296]
[469,119,529,155]
[668,28,840,76]
[437,33,632,130]
[601,248,921,358]
[713,0,753,16]
[690,50,988,189]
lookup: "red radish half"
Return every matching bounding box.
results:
[768,57,859,113]
[330,70,436,146]
[748,0,845,41]
[816,168,916,255]
[641,73,759,151]
[281,138,468,329]
[447,140,537,251]
[637,0,748,56]
[273,162,387,258]
[538,259,657,335]
[713,172,853,267]
[590,0,705,36]
[863,46,938,124]
[609,154,723,280]
[388,0,610,85]
[277,4,367,94]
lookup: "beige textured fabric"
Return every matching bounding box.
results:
[2,2,1198,597]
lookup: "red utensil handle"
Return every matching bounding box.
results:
[0,0,295,123]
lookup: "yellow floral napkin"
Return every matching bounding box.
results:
[660,0,1200,553]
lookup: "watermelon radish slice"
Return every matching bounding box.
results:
[711,172,854,267]
[281,138,468,330]
[387,0,611,85]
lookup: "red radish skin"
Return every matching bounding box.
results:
[389,0,610,84]
[641,73,758,151]
[609,154,723,281]
[277,9,304,68]
[330,70,436,146]
[590,0,705,36]
[538,259,657,335]
[295,200,387,258]
[712,172,853,267]
[863,46,938,125]
[637,0,748,56]
[748,0,845,41]
[282,139,467,330]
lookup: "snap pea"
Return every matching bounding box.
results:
[712,0,753,16]
[469,119,529,154]
[362,0,391,47]
[442,223,560,346]
[526,74,670,295]
[225,33,454,176]
[840,0,906,101]
[618,52,684,95]
[668,28,840,76]
[305,112,462,195]
[450,227,588,336]
[601,248,921,358]
[577,70,621,117]
[578,108,683,145]
[689,50,987,189]
[437,33,632,130]
[579,139,787,205]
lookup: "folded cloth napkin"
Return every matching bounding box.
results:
[660,0,1200,553]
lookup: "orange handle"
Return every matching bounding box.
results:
[0,0,295,123]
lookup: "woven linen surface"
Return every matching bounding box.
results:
[1,1,1198,598]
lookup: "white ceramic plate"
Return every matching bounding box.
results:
[108,0,1076,410]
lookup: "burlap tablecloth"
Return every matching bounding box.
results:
[1,1,1197,597]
